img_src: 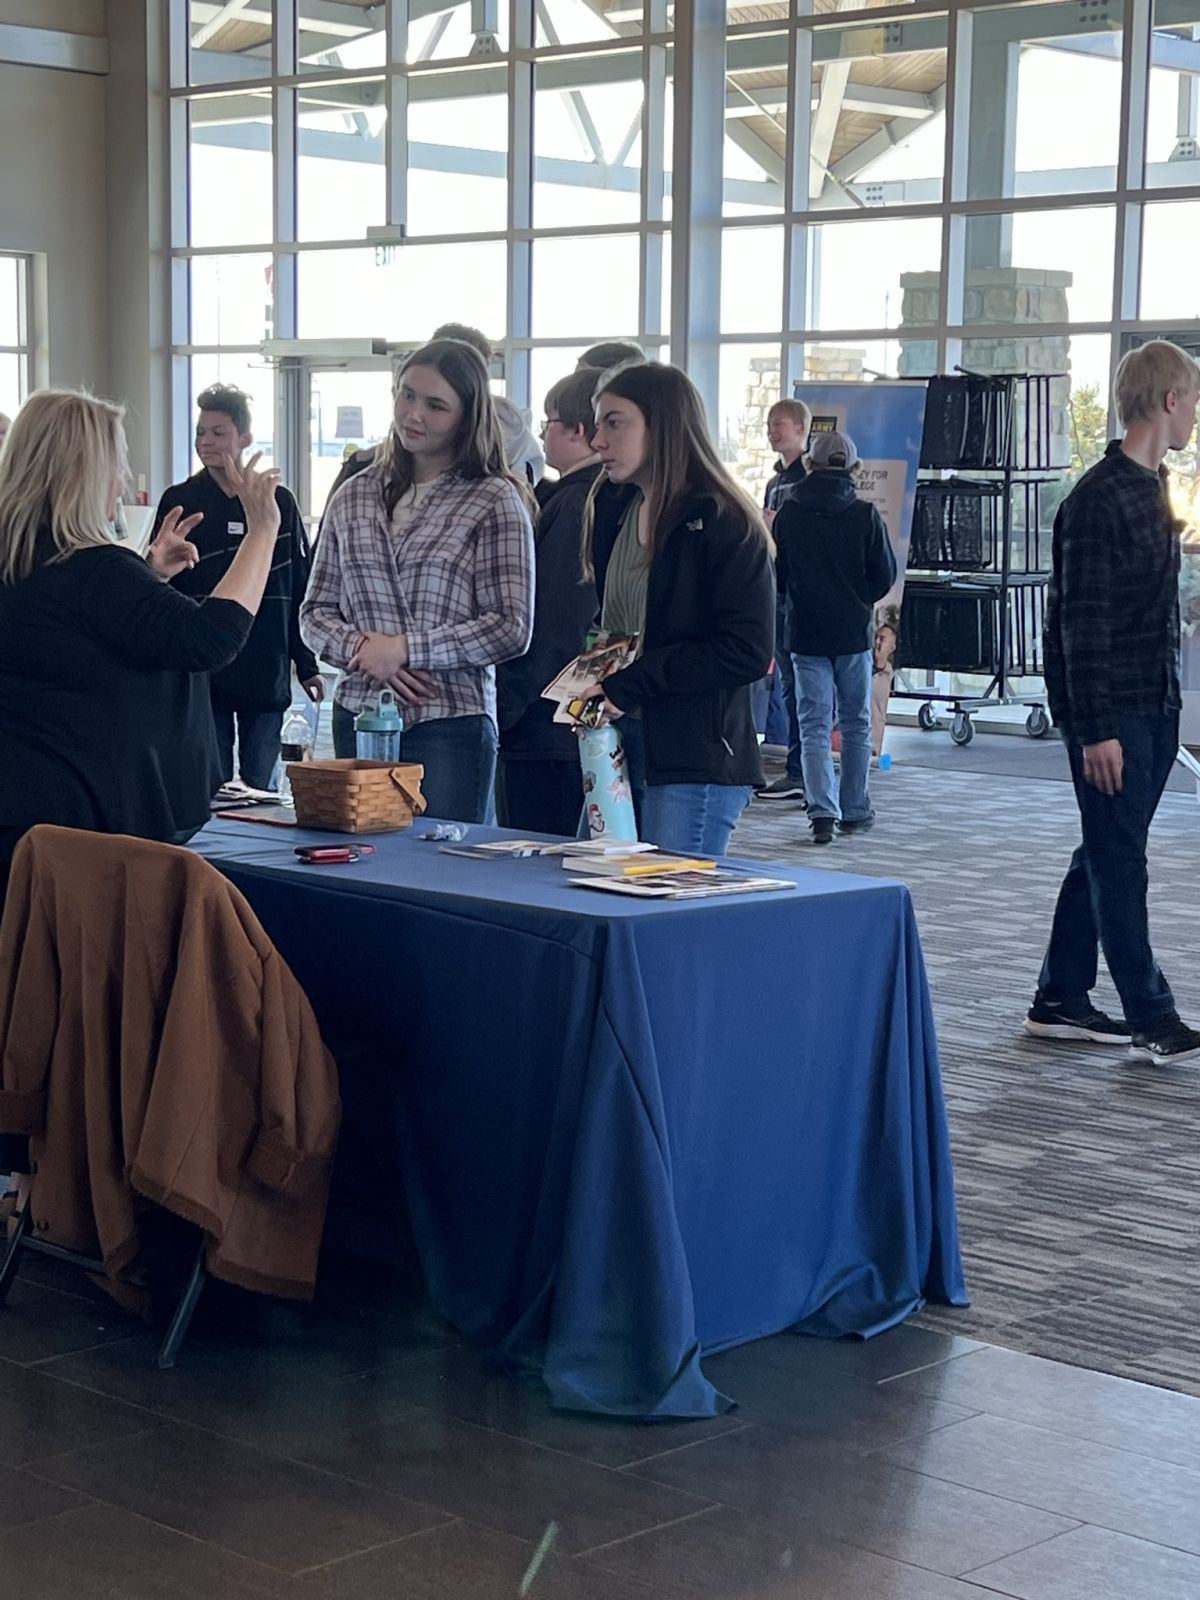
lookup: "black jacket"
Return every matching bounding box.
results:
[157,471,318,712]
[0,545,251,845]
[775,472,897,657]
[596,491,775,787]
[1043,442,1181,746]
[497,464,601,762]
[764,454,807,514]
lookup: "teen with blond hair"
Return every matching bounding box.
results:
[1027,339,1200,1063]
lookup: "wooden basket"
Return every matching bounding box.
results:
[286,759,427,834]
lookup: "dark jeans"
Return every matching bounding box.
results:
[776,596,802,780]
[333,701,497,824]
[497,755,583,838]
[1037,713,1178,1030]
[212,704,283,791]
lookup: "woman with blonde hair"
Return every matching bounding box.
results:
[302,338,535,822]
[0,387,283,1220]
[579,362,775,854]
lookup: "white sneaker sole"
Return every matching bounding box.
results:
[1023,1018,1132,1045]
[1128,1042,1200,1065]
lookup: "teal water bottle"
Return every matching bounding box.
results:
[354,690,403,762]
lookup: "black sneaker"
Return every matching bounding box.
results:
[757,776,806,801]
[811,817,835,845]
[1023,998,1132,1044]
[1129,1014,1200,1064]
[839,816,875,835]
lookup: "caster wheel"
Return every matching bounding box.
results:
[1026,706,1051,739]
[917,702,936,731]
[950,712,974,747]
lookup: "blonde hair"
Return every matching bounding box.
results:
[0,390,127,585]
[1114,340,1200,428]
[768,398,812,430]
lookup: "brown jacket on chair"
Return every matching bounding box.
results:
[0,826,340,1300]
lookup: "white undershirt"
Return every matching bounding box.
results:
[388,479,436,539]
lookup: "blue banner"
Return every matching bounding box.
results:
[793,379,929,753]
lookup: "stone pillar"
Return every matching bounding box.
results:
[898,267,1072,466]
[734,356,782,503]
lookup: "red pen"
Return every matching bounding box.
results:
[294,845,375,865]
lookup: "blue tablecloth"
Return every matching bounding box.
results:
[194,818,967,1418]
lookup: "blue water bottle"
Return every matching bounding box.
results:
[578,725,638,841]
[354,691,403,762]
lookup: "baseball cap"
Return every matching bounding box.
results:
[807,429,858,470]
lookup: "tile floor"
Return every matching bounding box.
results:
[3,1255,1200,1599]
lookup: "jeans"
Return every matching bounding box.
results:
[212,704,283,791]
[776,597,802,781]
[639,782,754,856]
[497,756,583,838]
[1037,713,1178,1031]
[792,650,873,824]
[332,701,497,824]
[616,715,751,855]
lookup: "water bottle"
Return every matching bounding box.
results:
[278,705,313,806]
[578,725,638,842]
[355,690,404,762]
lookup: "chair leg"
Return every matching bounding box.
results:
[155,1237,207,1369]
[0,1204,31,1306]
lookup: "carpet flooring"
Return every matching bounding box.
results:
[733,757,1200,1397]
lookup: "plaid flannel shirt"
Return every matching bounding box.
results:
[1043,441,1181,747]
[301,465,534,726]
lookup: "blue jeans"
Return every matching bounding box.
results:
[792,650,873,824]
[333,701,497,824]
[777,597,802,781]
[1037,713,1178,1031]
[616,715,751,855]
[212,704,282,791]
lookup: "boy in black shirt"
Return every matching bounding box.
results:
[152,385,323,790]
[775,430,896,844]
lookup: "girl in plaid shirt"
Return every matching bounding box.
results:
[301,340,535,823]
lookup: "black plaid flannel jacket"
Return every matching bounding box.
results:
[1043,441,1181,747]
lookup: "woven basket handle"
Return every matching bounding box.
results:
[389,770,428,815]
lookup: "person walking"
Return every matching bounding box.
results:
[1026,339,1200,1064]
[775,430,896,845]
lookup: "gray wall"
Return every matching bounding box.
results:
[0,55,108,395]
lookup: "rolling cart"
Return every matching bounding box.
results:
[893,371,1066,746]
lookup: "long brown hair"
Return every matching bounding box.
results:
[582,362,768,575]
[376,339,532,515]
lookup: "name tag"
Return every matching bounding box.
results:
[227,521,245,540]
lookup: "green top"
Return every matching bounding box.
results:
[600,490,649,652]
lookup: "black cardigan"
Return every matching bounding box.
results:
[0,544,252,844]
[497,463,600,761]
[596,491,775,787]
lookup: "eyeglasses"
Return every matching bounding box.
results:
[539,416,563,435]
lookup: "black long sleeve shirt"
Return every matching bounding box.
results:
[156,470,318,712]
[0,544,252,843]
[1043,442,1182,746]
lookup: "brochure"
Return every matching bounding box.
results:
[542,634,638,729]
[568,870,794,900]
[561,853,717,877]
